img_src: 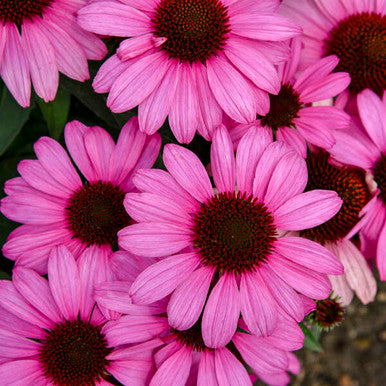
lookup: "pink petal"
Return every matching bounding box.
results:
[34,137,82,190]
[18,159,73,198]
[294,113,336,149]
[273,190,342,230]
[108,359,153,386]
[268,252,332,299]
[328,273,354,307]
[207,53,257,123]
[22,21,58,102]
[103,315,169,346]
[273,237,343,275]
[119,0,157,12]
[214,348,252,385]
[154,340,181,368]
[1,193,64,225]
[276,127,307,158]
[259,264,305,322]
[0,360,46,385]
[236,125,273,193]
[117,34,162,61]
[202,274,240,348]
[240,271,277,336]
[163,144,213,203]
[0,328,41,358]
[83,126,115,180]
[197,350,218,386]
[211,126,236,192]
[233,333,289,374]
[93,54,128,93]
[0,281,52,329]
[133,169,200,213]
[150,346,192,386]
[108,52,169,113]
[168,266,215,330]
[253,141,292,202]
[225,35,280,93]
[169,62,199,144]
[0,24,30,107]
[299,106,351,130]
[48,246,80,320]
[64,120,97,181]
[77,1,151,36]
[139,60,180,135]
[264,151,308,212]
[298,73,351,104]
[130,252,200,304]
[194,62,223,140]
[108,117,146,184]
[230,13,301,41]
[38,18,89,81]
[357,89,386,153]
[118,223,191,258]
[13,267,62,324]
[125,193,191,225]
[337,240,377,305]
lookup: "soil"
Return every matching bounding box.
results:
[293,280,386,386]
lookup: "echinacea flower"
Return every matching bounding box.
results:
[0,246,154,385]
[119,125,343,348]
[0,0,107,107]
[95,278,304,386]
[0,117,161,274]
[281,0,385,96]
[229,38,351,156]
[330,88,386,280]
[77,0,301,143]
[301,150,377,305]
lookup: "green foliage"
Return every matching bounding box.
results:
[300,322,323,352]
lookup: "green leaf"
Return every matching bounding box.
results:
[0,87,32,156]
[60,74,121,130]
[37,86,71,139]
[300,322,323,352]
[0,270,11,280]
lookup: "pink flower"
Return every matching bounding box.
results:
[281,0,385,97]
[0,246,154,385]
[95,278,303,386]
[229,38,351,156]
[119,125,343,347]
[300,149,377,305]
[330,88,386,280]
[0,117,161,274]
[0,0,107,107]
[77,0,301,143]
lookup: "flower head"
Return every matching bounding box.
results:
[0,0,106,106]
[281,0,386,96]
[77,0,301,143]
[0,246,153,385]
[0,117,161,273]
[119,125,343,347]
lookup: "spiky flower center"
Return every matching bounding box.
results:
[258,83,302,130]
[152,0,230,63]
[303,152,370,243]
[310,297,345,330]
[0,0,53,26]
[65,181,131,249]
[191,191,277,274]
[324,12,386,95]
[374,154,386,204]
[38,320,111,385]
[173,317,208,352]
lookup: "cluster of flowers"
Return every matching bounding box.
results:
[0,0,385,384]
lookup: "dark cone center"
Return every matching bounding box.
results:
[374,154,386,204]
[152,0,230,63]
[324,12,386,95]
